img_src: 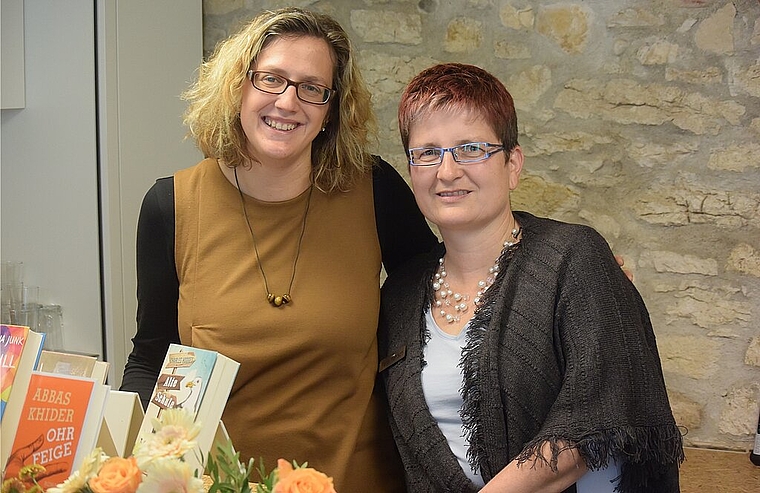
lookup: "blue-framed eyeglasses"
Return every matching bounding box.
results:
[247,70,334,105]
[407,142,505,166]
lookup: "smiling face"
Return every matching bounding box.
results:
[408,108,523,237]
[240,35,334,168]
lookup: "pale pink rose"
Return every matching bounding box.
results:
[138,457,204,493]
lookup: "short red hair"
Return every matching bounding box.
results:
[398,63,519,152]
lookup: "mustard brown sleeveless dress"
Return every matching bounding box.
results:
[172,158,404,491]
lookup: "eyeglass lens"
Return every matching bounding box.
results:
[249,71,331,104]
[409,143,503,165]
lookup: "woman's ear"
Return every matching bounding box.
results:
[507,145,524,191]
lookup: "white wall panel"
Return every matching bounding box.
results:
[1,0,202,387]
[1,0,101,355]
[98,0,202,386]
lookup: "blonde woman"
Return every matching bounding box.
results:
[121,8,436,491]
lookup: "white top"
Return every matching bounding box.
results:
[576,459,621,492]
[421,309,485,487]
[421,309,621,491]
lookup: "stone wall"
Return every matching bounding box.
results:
[203,0,760,451]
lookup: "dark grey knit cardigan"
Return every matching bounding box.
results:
[378,211,683,493]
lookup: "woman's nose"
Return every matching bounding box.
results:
[436,151,464,180]
[274,85,300,110]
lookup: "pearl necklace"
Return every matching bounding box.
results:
[433,227,522,324]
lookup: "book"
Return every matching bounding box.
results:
[135,344,239,473]
[36,350,96,378]
[90,361,110,385]
[1,371,109,490]
[1,325,45,422]
[1,325,29,421]
[1,326,46,474]
[99,390,144,457]
[36,350,110,384]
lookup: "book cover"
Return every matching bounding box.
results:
[0,325,29,421]
[90,361,110,385]
[35,350,110,385]
[36,350,97,379]
[148,344,216,417]
[0,328,46,468]
[1,372,109,490]
[136,344,240,473]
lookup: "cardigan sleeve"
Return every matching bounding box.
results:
[120,177,180,408]
[372,156,438,276]
[514,221,683,493]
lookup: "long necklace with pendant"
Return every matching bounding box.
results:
[234,167,312,307]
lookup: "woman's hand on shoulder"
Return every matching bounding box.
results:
[614,255,634,282]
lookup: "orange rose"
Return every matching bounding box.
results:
[274,459,337,493]
[89,457,142,493]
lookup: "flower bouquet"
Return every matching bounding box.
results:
[1,408,336,493]
[206,444,336,493]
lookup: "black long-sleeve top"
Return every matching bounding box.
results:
[120,157,438,406]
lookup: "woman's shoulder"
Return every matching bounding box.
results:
[174,157,218,181]
[382,245,441,297]
[144,158,214,219]
[515,212,622,286]
[371,155,403,187]
[517,211,597,235]
[151,175,174,193]
[517,211,610,253]
[142,176,174,215]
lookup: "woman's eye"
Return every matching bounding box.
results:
[261,74,282,85]
[300,83,322,95]
[461,144,483,153]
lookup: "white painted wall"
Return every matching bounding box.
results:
[1,0,25,110]
[98,0,202,387]
[1,0,102,356]
[1,0,202,386]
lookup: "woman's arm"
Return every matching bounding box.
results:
[481,442,587,493]
[502,218,681,491]
[120,177,181,408]
[372,156,439,275]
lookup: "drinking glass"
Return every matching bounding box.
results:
[16,303,41,334]
[1,282,24,324]
[1,262,24,324]
[38,304,64,350]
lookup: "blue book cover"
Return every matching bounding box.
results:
[150,343,216,417]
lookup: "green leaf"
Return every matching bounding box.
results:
[255,458,278,493]
[205,441,255,493]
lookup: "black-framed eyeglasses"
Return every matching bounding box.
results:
[247,70,334,105]
[407,142,505,166]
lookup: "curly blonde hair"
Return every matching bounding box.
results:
[182,8,376,192]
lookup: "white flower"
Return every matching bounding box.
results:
[46,448,108,493]
[151,408,202,438]
[137,457,204,493]
[133,408,201,468]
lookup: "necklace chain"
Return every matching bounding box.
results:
[234,167,312,307]
[433,226,522,324]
